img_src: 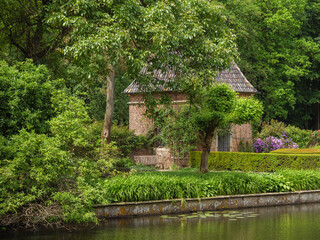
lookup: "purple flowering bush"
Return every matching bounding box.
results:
[258,120,312,148]
[254,132,299,153]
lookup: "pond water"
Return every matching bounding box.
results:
[2,203,320,240]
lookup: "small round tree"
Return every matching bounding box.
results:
[161,83,263,172]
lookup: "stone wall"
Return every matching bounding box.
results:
[134,147,189,169]
[94,190,320,219]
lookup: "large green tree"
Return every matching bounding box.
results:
[219,0,320,128]
[0,0,69,62]
[46,0,237,144]
[0,0,129,125]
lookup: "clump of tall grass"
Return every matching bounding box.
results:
[94,170,320,203]
[278,169,320,190]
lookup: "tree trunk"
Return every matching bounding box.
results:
[101,65,115,145]
[199,129,215,173]
[200,149,209,173]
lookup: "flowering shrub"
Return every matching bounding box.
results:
[258,120,312,148]
[254,132,299,153]
[253,138,264,153]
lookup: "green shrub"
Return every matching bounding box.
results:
[0,60,54,136]
[86,122,149,157]
[0,93,123,227]
[259,119,286,139]
[189,151,320,172]
[0,130,71,215]
[130,164,157,172]
[285,125,312,148]
[50,90,96,158]
[113,157,136,168]
[271,149,320,154]
[111,125,149,157]
[0,129,119,227]
[311,130,320,146]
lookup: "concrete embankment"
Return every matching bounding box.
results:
[94,190,320,218]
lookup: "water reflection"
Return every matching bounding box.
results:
[2,203,320,240]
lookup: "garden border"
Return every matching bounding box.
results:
[94,190,320,218]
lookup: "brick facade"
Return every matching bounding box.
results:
[128,93,187,135]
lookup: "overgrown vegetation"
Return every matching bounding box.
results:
[0,62,144,229]
[89,122,149,158]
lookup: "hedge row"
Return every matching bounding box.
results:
[271,148,320,154]
[189,151,320,172]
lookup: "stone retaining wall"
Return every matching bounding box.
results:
[94,190,320,218]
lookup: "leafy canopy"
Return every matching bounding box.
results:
[46,0,237,86]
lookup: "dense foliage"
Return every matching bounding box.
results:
[0,60,54,136]
[0,61,140,228]
[87,122,149,157]
[220,0,320,129]
[0,87,103,228]
[190,151,320,172]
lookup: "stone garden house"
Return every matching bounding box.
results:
[124,62,257,168]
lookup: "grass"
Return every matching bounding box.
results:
[94,169,320,204]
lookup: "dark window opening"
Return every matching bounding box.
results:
[218,133,231,152]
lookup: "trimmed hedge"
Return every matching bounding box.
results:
[189,151,320,172]
[271,149,320,154]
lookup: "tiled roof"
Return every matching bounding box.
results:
[124,62,257,94]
